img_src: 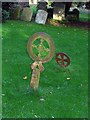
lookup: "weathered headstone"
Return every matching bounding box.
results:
[20,7,32,22]
[53,2,65,21]
[10,5,22,20]
[67,9,79,21]
[35,10,48,24]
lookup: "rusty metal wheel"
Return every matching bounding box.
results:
[56,52,70,67]
[27,32,55,63]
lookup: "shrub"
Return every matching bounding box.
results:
[2,9,9,22]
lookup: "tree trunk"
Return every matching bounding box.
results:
[65,2,72,18]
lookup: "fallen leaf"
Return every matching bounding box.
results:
[52,116,54,118]
[66,78,70,80]
[23,76,27,80]
[34,115,38,118]
[40,98,45,102]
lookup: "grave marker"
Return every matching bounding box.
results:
[27,32,55,90]
[56,52,70,67]
[67,9,79,21]
[37,1,47,11]
[10,5,22,20]
[35,10,48,24]
[20,7,32,22]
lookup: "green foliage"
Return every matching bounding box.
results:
[2,20,88,118]
[47,1,53,6]
[30,5,37,17]
[79,13,90,21]
[2,9,9,22]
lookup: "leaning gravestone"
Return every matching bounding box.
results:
[20,7,32,22]
[35,10,48,24]
[53,2,65,21]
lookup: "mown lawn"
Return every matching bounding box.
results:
[0,23,2,119]
[1,20,88,118]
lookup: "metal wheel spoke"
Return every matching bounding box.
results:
[32,44,38,49]
[62,60,65,66]
[56,53,70,67]
[38,43,50,54]
[64,59,68,62]
[38,53,41,58]
[40,38,50,53]
[44,48,50,52]
[60,54,64,59]
[40,38,44,44]
[56,58,62,61]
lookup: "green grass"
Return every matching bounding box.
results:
[79,12,90,21]
[0,24,2,119]
[1,20,88,118]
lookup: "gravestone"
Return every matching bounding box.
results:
[53,2,65,21]
[27,32,55,90]
[20,7,32,22]
[67,9,79,21]
[10,5,22,19]
[37,1,47,11]
[35,10,48,24]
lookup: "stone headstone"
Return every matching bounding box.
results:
[10,6,22,20]
[20,7,32,22]
[67,9,79,21]
[53,3,65,21]
[35,10,48,24]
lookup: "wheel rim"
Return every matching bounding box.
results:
[27,32,55,63]
[56,52,70,67]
